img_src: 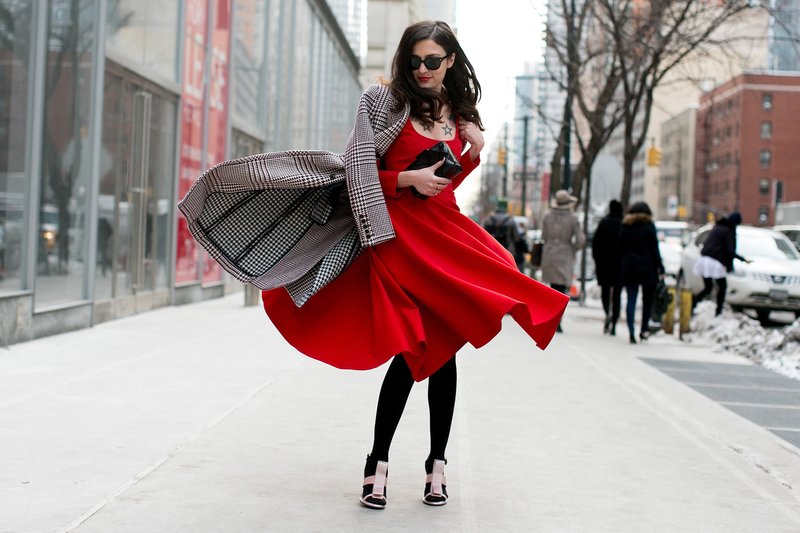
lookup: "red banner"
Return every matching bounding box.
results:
[201,0,231,284]
[175,0,208,284]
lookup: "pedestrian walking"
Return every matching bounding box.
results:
[483,198,528,271]
[540,189,585,332]
[619,202,664,344]
[592,199,623,335]
[692,212,749,316]
[180,20,568,511]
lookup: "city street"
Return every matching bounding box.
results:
[3,294,800,532]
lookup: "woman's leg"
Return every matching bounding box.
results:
[550,284,568,332]
[369,355,414,464]
[625,285,639,340]
[601,284,611,316]
[640,282,657,336]
[427,356,457,468]
[600,284,611,333]
[611,284,623,333]
[695,277,713,305]
[550,283,567,295]
[714,277,727,315]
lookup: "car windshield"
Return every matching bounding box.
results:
[739,233,800,260]
[780,229,800,243]
[657,228,685,239]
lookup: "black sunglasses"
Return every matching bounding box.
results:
[409,55,449,70]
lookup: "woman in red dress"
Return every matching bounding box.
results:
[261,21,567,509]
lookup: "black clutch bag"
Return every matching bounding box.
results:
[405,141,463,199]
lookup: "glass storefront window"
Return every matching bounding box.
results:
[0,0,34,292]
[36,0,97,308]
[106,0,179,82]
[97,64,175,300]
[232,129,263,159]
[232,0,267,133]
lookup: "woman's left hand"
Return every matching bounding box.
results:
[459,121,484,161]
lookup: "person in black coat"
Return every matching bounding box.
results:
[692,212,748,315]
[619,202,664,344]
[592,199,624,335]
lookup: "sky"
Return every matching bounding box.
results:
[455,0,546,141]
[453,0,547,206]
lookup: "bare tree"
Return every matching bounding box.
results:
[544,0,626,201]
[597,0,757,206]
[546,0,770,209]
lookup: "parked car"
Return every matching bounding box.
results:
[677,225,800,323]
[655,220,691,246]
[659,240,682,282]
[774,224,800,252]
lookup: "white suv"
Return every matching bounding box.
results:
[678,225,800,324]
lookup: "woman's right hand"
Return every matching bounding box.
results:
[398,159,450,196]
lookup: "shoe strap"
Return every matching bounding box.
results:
[364,460,388,496]
[425,459,447,495]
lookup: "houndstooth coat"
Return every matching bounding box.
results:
[178,84,409,306]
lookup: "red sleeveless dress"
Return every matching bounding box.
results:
[262,118,568,381]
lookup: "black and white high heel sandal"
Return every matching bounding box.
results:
[423,458,448,506]
[360,455,388,509]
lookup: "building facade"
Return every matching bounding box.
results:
[594,7,770,217]
[694,72,800,226]
[0,0,365,346]
[659,106,697,221]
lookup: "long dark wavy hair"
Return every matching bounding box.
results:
[389,21,484,131]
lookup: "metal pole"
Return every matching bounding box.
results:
[521,116,529,216]
[676,138,682,220]
[563,0,576,192]
[502,122,508,199]
[579,169,591,306]
[563,105,571,192]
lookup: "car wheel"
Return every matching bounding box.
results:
[756,308,771,326]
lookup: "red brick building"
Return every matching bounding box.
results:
[694,72,800,225]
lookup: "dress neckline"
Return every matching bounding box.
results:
[406,115,458,143]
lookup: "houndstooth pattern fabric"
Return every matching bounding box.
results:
[285,227,363,306]
[178,85,410,306]
[345,85,409,246]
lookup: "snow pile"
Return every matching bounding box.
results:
[690,301,800,379]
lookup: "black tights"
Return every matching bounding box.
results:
[601,284,622,324]
[695,277,727,314]
[369,355,457,467]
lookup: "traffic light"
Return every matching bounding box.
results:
[647,146,662,167]
[497,147,506,166]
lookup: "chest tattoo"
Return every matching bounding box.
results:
[415,112,455,138]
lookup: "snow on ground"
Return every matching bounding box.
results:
[689,301,800,380]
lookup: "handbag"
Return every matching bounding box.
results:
[530,242,544,267]
[405,141,463,199]
[651,278,673,320]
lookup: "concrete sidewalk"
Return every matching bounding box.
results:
[3,294,800,532]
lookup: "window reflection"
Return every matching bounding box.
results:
[106,0,179,82]
[232,0,266,132]
[0,0,34,292]
[36,0,96,308]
